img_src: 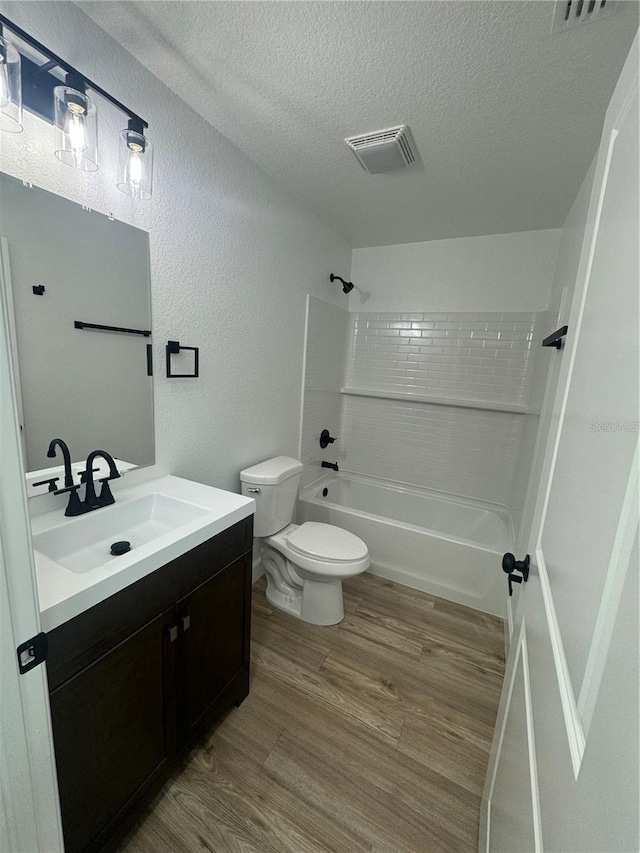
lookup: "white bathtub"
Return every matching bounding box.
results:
[297,473,512,617]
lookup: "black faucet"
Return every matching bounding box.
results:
[47,438,74,488]
[52,446,120,516]
[82,450,121,511]
[321,461,339,472]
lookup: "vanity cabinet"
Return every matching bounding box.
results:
[46,516,253,853]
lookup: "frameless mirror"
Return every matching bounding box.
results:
[0,172,154,495]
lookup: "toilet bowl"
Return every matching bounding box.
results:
[240,457,369,625]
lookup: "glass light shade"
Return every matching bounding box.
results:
[117,128,153,199]
[53,85,98,171]
[0,36,23,133]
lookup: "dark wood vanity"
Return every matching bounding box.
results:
[45,516,253,853]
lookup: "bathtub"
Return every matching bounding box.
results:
[297,473,512,617]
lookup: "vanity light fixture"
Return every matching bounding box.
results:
[54,73,98,172]
[117,118,154,199]
[0,13,151,196]
[0,22,23,133]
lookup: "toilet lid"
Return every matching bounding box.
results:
[286,522,368,563]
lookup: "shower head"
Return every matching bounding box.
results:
[330,273,355,294]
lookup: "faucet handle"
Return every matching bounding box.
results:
[33,477,60,493]
[53,484,80,496]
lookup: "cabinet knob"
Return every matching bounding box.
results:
[168,625,178,643]
[181,614,191,632]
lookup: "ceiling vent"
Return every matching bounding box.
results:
[551,0,618,33]
[344,125,417,174]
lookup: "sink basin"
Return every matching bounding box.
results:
[32,474,255,631]
[33,493,209,573]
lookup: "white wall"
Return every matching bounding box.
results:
[0,1,350,499]
[350,229,560,314]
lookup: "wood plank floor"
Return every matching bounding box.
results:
[119,573,505,853]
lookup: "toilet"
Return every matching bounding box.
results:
[240,456,370,625]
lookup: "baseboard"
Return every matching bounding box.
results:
[252,557,264,584]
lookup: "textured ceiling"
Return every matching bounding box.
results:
[80,1,638,247]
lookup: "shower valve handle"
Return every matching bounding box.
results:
[319,429,336,449]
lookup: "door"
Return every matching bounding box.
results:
[49,610,175,853]
[176,555,249,744]
[0,224,63,851]
[481,35,639,853]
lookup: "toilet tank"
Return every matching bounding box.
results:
[240,456,304,537]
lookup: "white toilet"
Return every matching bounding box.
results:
[240,456,370,625]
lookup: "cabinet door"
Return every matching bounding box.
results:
[49,609,176,853]
[176,554,250,744]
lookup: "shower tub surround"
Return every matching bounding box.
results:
[341,310,546,509]
[298,301,548,615]
[299,296,349,488]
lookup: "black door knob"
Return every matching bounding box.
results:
[502,552,530,582]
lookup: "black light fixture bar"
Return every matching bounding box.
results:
[0,12,148,128]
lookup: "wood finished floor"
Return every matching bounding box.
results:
[119,573,505,853]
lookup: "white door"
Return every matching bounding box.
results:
[481,34,639,853]
[0,210,64,850]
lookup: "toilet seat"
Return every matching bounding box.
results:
[286,522,368,563]
[266,523,370,579]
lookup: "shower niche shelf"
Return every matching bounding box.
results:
[340,386,532,415]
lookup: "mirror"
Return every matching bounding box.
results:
[0,172,154,495]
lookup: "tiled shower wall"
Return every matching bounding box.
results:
[300,300,548,529]
[299,297,348,487]
[342,311,546,511]
[345,312,541,405]
[340,396,524,505]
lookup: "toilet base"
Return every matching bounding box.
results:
[261,547,346,626]
[265,577,344,625]
[300,577,344,626]
[264,575,345,625]
[265,582,302,619]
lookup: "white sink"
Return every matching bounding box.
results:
[33,493,209,573]
[32,475,255,632]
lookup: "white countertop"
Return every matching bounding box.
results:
[33,475,254,632]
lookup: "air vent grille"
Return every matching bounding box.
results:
[345,125,417,174]
[552,0,618,32]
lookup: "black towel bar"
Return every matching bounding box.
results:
[74,321,151,337]
[542,325,568,350]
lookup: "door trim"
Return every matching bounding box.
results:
[481,618,543,853]
[578,440,639,732]
[536,549,586,777]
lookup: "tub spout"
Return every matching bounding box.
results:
[322,461,339,471]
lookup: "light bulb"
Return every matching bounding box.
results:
[117,125,153,199]
[127,149,143,191]
[65,107,88,154]
[54,84,97,170]
[0,61,10,109]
